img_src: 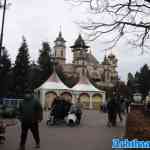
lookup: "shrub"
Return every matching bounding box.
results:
[2,107,17,118]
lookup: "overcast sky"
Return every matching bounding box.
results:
[1,0,150,81]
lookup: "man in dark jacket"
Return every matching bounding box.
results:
[107,94,118,127]
[18,89,43,150]
[116,95,123,122]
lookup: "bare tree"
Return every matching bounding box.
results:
[66,0,150,52]
[0,0,3,8]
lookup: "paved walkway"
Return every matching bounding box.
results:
[0,110,125,150]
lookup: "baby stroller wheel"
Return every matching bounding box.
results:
[47,116,55,126]
[76,119,80,125]
[46,120,50,126]
[68,120,75,127]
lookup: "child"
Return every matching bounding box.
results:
[0,119,6,144]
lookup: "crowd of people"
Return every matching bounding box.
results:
[0,89,132,149]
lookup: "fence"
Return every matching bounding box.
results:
[0,98,23,108]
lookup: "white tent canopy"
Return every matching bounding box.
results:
[71,74,105,109]
[35,71,105,109]
[35,71,71,108]
[71,75,104,93]
[37,71,70,90]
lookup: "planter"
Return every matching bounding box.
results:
[125,104,150,140]
[2,107,17,118]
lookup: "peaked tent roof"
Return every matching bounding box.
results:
[71,74,104,93]
[37,71,70,90]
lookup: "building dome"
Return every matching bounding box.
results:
[107,53,118,66]
[108,53,115,59]
[71,34,89,49]
[85,53,99,65]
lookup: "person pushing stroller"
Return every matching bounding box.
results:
[47,96,71,125]
[47,97,82,126]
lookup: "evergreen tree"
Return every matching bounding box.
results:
[38,42,53,83]
[134,72,140,82]
[13,37,30,98]
[134,71,141,92]
[127,72,135,98]
[127,65,150,99]
[138,64,150,98]
[0,48,11,97]
[28,61,43,89]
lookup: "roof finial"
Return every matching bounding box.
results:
[104,49,107,56]
[110,49,113,55]
[59,25,62,36]
[60,25,62,32]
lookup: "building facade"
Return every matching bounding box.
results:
[53,32,118,88]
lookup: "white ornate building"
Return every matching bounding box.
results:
[53,32,118,88]
[35,32,118,110]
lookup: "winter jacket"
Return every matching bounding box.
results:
[19,96,43,124]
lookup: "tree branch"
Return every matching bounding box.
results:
[66,0,150,51]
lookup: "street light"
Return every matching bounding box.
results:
[0,0,7,57]
[0,0,7,69]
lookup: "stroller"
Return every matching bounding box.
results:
[46,99,71,126]
[66,103,82,126]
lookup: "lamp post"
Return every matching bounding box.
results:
[0,0,7,57]
[0,0,7,69]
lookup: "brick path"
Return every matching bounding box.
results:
[0,110,125,150]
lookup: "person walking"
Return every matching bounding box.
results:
[107,95,117,127]
[124,98,130,113]
[18,89,43,150]
[116,95,123,122]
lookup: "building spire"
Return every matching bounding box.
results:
[59,25,62,33]
[104,49,107,56]
[54,27,66,43]
[59,25,62,38]
[70,34,89,49]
